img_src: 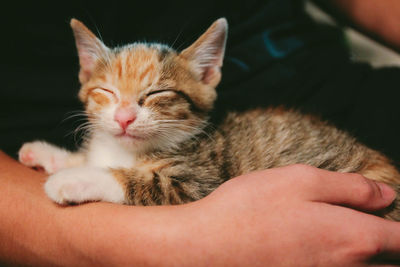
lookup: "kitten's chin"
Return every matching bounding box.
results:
[114,132,146,147]
[112,131,156,153]
[116,132,146,141]
[113,131,181,153]
[110,128,197,153]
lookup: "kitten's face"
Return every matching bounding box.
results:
[71,19,227,152]
[81,44,212,151]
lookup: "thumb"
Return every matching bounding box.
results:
[298,166,397,211]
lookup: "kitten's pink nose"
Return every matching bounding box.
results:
[114,107,136,131]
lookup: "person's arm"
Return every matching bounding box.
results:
[1,151,400,266]
[316,0,400,51]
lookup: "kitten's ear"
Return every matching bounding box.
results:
[180,18,228,87]
[70,19,109,83]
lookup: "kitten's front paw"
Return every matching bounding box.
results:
[45,171,96,205]
[44,167,125,205]
[19,141,69,174]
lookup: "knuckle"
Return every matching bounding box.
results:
[352,174,377,202]
[347,234,383,260]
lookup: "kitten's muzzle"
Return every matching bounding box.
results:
[114,107,136,131]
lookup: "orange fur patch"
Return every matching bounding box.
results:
[139,64,155,81]
[108,47,161,99]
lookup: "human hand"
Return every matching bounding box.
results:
[184,165,400,266]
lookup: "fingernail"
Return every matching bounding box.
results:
[377,182,396,202]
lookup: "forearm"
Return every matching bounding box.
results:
[320,0,400,50]
[0,152,200,266]
[0,151,91,266]
[0,153,59,265]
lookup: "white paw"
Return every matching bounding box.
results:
[44,167,126,205]
[18,141,69,174]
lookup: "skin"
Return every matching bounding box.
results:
[1,151,400,266]
[322,0,400,50]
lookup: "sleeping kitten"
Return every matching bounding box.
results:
[19,18,400,220]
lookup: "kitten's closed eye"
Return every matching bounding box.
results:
[146,89,174,97]
[94,88,115,96]
[89,87,116,97]
[139,89,177,106]
[89,88,116,105]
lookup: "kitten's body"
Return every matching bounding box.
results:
[19,18,400,220]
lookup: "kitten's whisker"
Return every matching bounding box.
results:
[61,111,88,123]
[171,28,184,49]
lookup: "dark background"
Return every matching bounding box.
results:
[1,0,399,168]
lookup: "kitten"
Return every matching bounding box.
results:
[19,18,400,220]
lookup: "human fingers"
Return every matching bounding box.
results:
[289,165,396,211]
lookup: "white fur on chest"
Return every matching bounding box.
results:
[86,132,135,169]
